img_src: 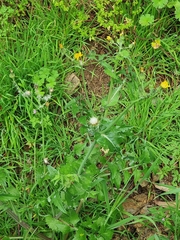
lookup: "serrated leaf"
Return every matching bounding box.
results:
[45,215,70,234]
[51,192,67,214]
[139,14,154,26]
[152,0,168,9]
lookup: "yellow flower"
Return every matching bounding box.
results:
[74,52,83,60]
[59,43,63,49]
[140,67,144,73]
[106,36,112,41]
[160,80,170,89]
[151,39,161,49]
[120,31,124,36]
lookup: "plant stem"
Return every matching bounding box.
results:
[101,96,146,134]
[78,141,96,175]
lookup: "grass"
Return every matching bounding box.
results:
[0,0,180,239]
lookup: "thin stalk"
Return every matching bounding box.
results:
[78,141,96,175]
[101,96,147,134]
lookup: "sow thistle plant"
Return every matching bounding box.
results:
[43,86,155,237]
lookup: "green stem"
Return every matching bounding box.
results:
[101,96,146,134]
[78,141,96,175]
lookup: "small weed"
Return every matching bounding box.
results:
[0,0,180,239]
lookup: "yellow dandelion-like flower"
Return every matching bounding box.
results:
[59,43,63,49]
[151,39,161,49]
[140,67,144,73]
[106,36,112,41]
[74,52,83,60]
[160,80,170,89]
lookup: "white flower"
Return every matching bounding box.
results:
[22,90,31,97]
[42,94,51,102]
[43,158,49,164]
[49,88,54,93]
[89,117,98,125]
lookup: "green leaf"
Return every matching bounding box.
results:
[119,49,130,58]
[152,0,168,9]
[133,169,142,184]
[73,227,86,240]
[104,86,121,107]
[69,210,79,225]
[101,61,118,79]
[50,192,67,214]
[0,168,8,185]
[0,194,17,201]
[2,237,11,240]
[74,143,86,156]
[175,2,180,20]
[167,1,177,8]
[47,165,58,178]
[139,14,154,26]
[45,215,70,234]
[62,210,80,226]
[100,226,113,239]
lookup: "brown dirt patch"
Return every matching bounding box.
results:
[82,61,110,96]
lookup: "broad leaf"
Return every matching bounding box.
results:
[45,215,71,234]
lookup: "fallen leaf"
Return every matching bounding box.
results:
[154,184,170,192]
[154,200,177,208]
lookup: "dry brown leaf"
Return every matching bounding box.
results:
[154,200,177,208]
[154,184,171,192]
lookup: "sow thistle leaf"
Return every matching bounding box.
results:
[119,49,130,58]
[50,192,67,214]
[102,86,121,107]
[45,215,71,234]
[101,61,118,79]
[152,0,168,8]
[47,165,58,178]
[74,227,86,240]
[139,14,154,26]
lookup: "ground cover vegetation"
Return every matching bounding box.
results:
[0,0,180,239]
